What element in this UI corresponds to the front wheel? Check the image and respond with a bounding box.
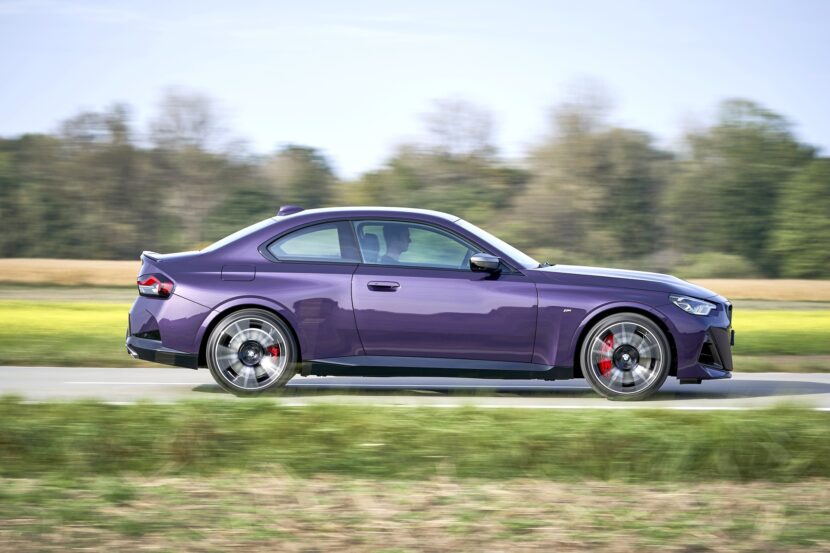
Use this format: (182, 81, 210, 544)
(579, 313, 671, 401)
(206, 309, 298, 395)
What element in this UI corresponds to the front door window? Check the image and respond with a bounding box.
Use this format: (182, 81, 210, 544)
(354, 221, 477, 269)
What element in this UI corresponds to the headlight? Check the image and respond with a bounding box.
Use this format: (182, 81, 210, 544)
(670, 295, 716, 316)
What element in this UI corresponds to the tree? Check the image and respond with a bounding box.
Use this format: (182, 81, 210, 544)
(60, 103, 131, 146)
(422, 98, 496, 158)
(664, 99, 814, 274)
(772, 159, 830, 277)
(507, 100, 669, 261)
(262, 145, 336, 208)
(150, 89, 226, 151)
(148, 90, 250, 248)
(0, 147, 21, 256)
(341, 98, 528, 226)
(0, 91, 822, 277)
(206, 186, 279, 241)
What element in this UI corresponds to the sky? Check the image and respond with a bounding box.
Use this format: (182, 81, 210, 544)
(1, 0, 828, 177)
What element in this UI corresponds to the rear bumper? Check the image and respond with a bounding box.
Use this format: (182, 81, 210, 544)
(127, 293, 212, 368)
(126, 335, 199, 369)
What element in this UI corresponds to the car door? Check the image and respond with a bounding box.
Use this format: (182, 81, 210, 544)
(351, 219, 537, 363)
(259, 220, 363, 360)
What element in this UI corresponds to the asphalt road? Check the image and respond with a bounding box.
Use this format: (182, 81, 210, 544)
(2, 366, 830, 409)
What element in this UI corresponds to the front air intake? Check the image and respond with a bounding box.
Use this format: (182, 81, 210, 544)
(698, 340, 718, 366)
(698, 329, 733, 371)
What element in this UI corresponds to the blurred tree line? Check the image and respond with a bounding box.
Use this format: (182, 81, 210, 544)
(0, 91, 827, 278)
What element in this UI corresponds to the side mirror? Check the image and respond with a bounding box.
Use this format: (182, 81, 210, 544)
(470, 252, 501, 272)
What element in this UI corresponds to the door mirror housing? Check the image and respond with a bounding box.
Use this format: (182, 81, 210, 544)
(470, 252, 501, 272)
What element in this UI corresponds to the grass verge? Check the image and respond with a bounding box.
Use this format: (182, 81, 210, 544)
(734, 355, 830, 372)
(1, 399, 829, 482)
(2, 476, 828, 551)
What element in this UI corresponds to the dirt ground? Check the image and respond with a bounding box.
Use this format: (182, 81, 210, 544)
(1, 476, 828, 552)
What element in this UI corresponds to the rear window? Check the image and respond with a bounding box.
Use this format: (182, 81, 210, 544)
(267, 222, 360, 263)
(201, 218, 276, 252)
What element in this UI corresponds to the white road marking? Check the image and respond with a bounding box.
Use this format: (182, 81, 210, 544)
(6, 368, 824, 411)
(65, 382, 198, 385)
(17, 399, 830, 411)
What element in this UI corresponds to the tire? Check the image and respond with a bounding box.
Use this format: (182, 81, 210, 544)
(206, 309, 298, 396)
(579, 313, 671, 401)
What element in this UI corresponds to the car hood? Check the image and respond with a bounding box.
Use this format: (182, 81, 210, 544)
(532, 264, 721, 299)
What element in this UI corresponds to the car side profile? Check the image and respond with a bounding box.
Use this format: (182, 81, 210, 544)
(127, 206, 734, 400)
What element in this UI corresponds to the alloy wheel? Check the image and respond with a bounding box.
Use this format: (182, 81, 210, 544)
(585, 320, 666, 396)
(210, 314, 291, 391)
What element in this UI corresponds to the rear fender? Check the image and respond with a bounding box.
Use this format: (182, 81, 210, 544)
(193, 296, 299, 361)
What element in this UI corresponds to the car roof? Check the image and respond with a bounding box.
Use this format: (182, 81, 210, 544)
(277, 206, 461, 224)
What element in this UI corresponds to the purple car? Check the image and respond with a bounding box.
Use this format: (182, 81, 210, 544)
(127, 206, 734, 400)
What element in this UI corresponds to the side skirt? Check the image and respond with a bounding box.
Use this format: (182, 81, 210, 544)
(303, 356, 574, 380)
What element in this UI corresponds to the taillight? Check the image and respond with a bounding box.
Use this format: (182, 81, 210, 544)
(137, 274, 174, 298)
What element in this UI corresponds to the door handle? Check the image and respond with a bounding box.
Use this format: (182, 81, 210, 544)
(367, 281, 400, 291)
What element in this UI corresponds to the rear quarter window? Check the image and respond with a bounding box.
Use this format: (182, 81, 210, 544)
(267, 221, 360, 262)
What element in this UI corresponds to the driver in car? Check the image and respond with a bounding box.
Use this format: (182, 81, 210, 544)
(380, 224, 411, 264)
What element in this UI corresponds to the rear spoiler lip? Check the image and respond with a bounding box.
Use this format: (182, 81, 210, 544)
(141, 251, 162, 262)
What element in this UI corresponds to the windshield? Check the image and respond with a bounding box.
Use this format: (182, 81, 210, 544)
(456, 219, 540, 270)
(201, 218, 276, 252)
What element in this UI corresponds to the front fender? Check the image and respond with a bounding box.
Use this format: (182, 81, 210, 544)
(533, 288, 679, 370)
(559, 300, 680, 374)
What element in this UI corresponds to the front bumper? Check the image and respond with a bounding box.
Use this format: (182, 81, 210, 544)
(126, 335, 199, 369)
(658, 298, 734, 381)
(703, 326, 734, 370)
(677, 327, 733, 381)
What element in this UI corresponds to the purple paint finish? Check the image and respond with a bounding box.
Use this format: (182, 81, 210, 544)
(128, 292, 213, 354)
(127, 206, 734, 390)
(352, 266, 537, 362)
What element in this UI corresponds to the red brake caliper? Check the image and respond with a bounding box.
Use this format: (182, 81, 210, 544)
(267, 345, 280, 358)
(598, 334, 614, 376)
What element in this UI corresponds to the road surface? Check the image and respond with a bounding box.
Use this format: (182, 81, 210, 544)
(2, 366, 830, 409)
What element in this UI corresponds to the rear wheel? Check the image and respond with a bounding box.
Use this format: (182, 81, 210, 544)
(206, 309, 297, 395)
(580, 313, 671, 401)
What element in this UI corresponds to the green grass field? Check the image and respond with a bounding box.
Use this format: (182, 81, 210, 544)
(0, 301, 148, 367)
(1, 299, 829, 369)
(2, 384, 829, 550)
(2, 399, 828, 481)
(733, 310, 830, 355)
